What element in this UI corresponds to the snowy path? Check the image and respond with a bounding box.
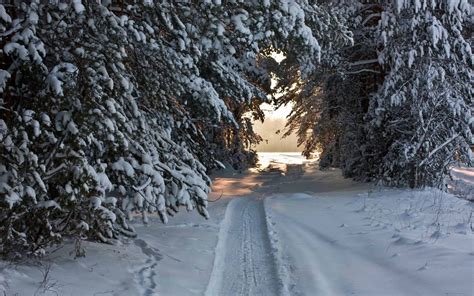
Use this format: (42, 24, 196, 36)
(206, 153, 473, 296)
(205, 154, 369, 296)
(206, 197, 279, 296)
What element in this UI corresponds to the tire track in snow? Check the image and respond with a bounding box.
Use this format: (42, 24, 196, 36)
(205, 197, 280, 296)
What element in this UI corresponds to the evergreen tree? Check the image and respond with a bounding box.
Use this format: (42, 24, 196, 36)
(274, 0, 473, 188)
(369, 0, 473, 187)
(273, 0, 378, 179)
(0, 0, 331, 257)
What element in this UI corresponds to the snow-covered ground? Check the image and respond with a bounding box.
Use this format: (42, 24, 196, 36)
(265, 190, 473, 295)
(1, 153, 473, 295)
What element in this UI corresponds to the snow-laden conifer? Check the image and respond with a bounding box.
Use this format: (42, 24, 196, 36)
(369, 0, 473, 187)
(0, 0, 328, 257)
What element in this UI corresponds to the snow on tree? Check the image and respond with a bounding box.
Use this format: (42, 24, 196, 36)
(272, 0, 375, 176)
(369, 0, 473, 188)
(274, 0, 472, 188)
(0, 1, 329, 257)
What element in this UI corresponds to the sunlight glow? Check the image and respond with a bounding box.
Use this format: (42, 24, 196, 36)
(259, 102, 293, 119)
(252, 51, 302, 152)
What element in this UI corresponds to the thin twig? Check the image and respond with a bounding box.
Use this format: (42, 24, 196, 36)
(208, 191, 224, 203)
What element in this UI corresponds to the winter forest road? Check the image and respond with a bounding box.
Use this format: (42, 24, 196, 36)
(205, 159, 288, 296)
(203, 153, 473, 296)
(205, 153, 369, 296)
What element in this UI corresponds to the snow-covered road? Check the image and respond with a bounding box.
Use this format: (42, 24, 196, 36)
(1, 153, 472, 296)
(205, 154, 369, 296)
(207, 153, 473, 296)
(206, 197, 279, 296)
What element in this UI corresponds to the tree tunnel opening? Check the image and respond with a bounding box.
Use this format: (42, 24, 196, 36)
(250, 51, 305, 155)
(252, 103, 302, 153)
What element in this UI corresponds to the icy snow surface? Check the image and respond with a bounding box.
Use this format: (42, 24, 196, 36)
(1, 153, 473, 295)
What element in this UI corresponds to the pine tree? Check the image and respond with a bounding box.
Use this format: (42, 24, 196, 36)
(274, 0, 473, 188)
(273, 0, 376, 178)
(369, 0, 473, 188)
(0, 0, 332, 257)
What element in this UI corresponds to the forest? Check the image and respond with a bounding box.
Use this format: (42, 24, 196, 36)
(0, 0, 472, 261)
